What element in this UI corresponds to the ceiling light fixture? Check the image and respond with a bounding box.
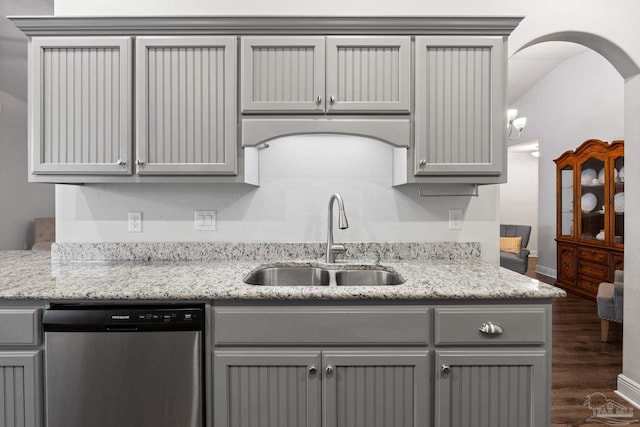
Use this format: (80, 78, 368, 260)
(507, 109, 527, 141)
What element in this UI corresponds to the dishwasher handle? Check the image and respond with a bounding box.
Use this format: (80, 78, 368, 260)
(105, 326, 139, 332)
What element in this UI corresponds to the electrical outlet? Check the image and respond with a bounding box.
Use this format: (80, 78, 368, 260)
(128, 212, 142, 232)
(449, 209, 463, 230)
(195, 210, 216, 231)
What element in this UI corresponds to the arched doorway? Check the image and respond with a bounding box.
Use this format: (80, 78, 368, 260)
(510, 31, 640, 408)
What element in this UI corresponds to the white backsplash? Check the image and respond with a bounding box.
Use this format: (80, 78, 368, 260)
(55, 135, 500, 263)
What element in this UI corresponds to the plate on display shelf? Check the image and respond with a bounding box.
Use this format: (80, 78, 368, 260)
(614, 192, 625, 213)
(581, 168, 597, 185)
(581, 192, 597, 212)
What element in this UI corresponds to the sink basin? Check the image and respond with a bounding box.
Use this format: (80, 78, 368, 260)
(244, 264, 404, 286)
(244, 266, 330, 286)
(334, 269, 404, 286)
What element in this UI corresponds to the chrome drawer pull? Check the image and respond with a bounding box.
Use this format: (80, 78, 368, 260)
(441, 364, 451, 375)
(308, 365, 317, 375)
(479, 322, 504, 336)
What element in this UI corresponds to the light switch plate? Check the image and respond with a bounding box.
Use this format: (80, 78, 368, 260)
(128, 212, 142, 232)
(449, 209, 463, 230)
(195, 210, 216, 231)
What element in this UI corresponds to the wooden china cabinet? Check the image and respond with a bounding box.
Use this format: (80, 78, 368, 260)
(554, 139, 624, 300)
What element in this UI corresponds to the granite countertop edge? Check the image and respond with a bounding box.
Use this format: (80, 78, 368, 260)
(0, 247, 567, 301)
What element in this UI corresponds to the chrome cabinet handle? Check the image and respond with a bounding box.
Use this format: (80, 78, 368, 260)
(329, 96, 336, 105)
(308, 366, 317, 375)
(325, 365, 334, 375)
(316, 95, 322, 105)
(479, 321, 504, 336)
(441, 365, 451, 375)
(136, 159, 145, 166)
(419, 159, 427, 166)
(116, 159, 126, 166)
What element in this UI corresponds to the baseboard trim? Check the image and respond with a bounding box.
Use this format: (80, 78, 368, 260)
(535, 264, 556, 279)
(616, 374, 640, 409)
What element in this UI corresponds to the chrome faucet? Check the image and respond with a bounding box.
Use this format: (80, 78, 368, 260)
(326, 193, 349, 263)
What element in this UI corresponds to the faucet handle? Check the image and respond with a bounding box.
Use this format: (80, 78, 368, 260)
(331, 244, 347, 254)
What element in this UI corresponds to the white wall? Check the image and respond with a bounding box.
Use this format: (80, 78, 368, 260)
(500, 150, 538, 256)
(508, 48, 624, 276)
(0, 90, 55, 249)
(0, 0, 55, 249)
(57, 135, 500, 261)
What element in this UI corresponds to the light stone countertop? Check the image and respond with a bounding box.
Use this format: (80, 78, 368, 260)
(0, 244, 566, 301)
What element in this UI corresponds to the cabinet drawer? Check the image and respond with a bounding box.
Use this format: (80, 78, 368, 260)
(0, 309, 41, 345)
(434, 307, 547, 346)
(214, 306, 429, 345)
(578, 261, 609, 281)
(578, 247, 608, 264)
(578, 277, 601, 295)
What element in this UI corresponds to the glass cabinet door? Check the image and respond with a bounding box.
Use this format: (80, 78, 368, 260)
(612, 155, 625, 246)
(560, 166, 574, 238)
(579, 157, 606, 243)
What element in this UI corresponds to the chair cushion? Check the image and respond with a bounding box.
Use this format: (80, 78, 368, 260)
(597, 282, 618, 322)
(500, 252, 527, 274)
(500, 237, 522, 254)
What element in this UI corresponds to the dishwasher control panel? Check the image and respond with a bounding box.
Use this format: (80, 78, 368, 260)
(43, 306, 204, 332)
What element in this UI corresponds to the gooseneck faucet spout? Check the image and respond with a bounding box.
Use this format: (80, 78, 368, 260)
(326, 193, 349, 263)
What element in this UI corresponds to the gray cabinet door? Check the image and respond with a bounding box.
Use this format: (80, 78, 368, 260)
(435, 350, 547, 427)
(135, 37, 237, 175)
(213, 350, 321, 427)
(326, 37, 411, 114)
(0, 351, 42, 427)
(414, 37, 505, 177)
(241, 37, 325, 113)
(30, 37, 132, 175)
(323, 351, 429, 427)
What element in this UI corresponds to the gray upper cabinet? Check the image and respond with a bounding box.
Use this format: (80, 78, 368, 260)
(241, 37, 325, 113)
(135, 37, 237, 175)
(325, 37, 411, 113)
(414, 36, 506, 177)
(241, 36, 411, 114)
(29, 37, 133, 175)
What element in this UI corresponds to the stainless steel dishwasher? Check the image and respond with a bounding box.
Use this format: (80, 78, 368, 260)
(43, 305, 204, 427)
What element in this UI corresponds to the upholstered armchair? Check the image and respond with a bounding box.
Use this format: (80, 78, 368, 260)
(499, 224, 532, 274)
(31, 217, 55, 250)
(597, 270, 624, 342)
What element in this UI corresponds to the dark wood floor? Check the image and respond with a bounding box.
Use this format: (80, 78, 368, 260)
(526, 258, 624, 426)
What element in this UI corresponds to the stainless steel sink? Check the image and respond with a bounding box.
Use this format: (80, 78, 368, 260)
(244, 266, 330, 286)
(244, 264, 404, 286)
(334, 269, 404, 286)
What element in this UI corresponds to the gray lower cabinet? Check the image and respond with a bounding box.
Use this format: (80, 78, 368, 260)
(212, 303, 552, 426)
(413, 36, 506, 182)
(434, 350, 547, 427)
(0, 351, 42, 427)
(323, 351, 429, 427)
(213, 349, 429, 427)
(0, 306, 44, 427)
